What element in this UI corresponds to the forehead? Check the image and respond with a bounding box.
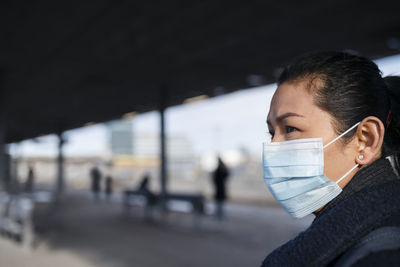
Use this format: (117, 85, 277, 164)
(268, 81, 325, 123)
(269, 81, 313, 116)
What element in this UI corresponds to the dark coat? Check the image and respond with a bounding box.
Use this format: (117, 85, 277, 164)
(261, 158, 400, 266)
(90, 167, 101, 192)
(213, 159, 229, 201)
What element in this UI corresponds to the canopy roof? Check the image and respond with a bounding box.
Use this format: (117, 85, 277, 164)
(1, 0, 399, 142)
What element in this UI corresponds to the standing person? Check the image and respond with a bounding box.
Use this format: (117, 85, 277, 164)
(90, 166, 102, 202)
(213, 156, 229, 221)
(261, 52, 400, 266)
(104, 175, 113, 202)
(24, 166, 34, 193)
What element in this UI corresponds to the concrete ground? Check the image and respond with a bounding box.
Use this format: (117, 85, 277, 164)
(0, 191, 313, 267)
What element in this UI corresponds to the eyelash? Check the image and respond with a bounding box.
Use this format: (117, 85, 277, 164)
(268, 126, 298, 139)
(285, 126, 297, 134)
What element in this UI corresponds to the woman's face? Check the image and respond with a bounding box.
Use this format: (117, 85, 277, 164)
(267, 80, 358, 187)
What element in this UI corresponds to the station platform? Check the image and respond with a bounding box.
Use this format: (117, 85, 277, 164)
(0, 190, 313, 267)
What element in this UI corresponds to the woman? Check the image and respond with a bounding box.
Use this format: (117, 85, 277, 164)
(261, 52, 400, 266)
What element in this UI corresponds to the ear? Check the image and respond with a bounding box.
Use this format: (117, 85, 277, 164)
(355, 116, 385, 165)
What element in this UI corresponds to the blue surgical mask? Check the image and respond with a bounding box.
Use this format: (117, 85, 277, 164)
(262, 122, 360, 218)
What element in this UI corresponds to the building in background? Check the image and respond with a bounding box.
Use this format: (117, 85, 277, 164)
(107, 120, 133, 157)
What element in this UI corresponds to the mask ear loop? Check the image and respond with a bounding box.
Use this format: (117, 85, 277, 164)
(335, 164, 359, 184)
(323, 122, 361, 149)
(322, 121, 361, 184)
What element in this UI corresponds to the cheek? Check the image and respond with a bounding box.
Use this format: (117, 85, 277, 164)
(323, 143, 356, 181)
(323, 149, 341, 180)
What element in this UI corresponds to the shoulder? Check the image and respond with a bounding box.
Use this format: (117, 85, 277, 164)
(325, 179, 400, 221)
(334, 226, 400, 267)
(328, 180, 400, 266)
(262, 180, 400, 267)
(351, 250, 400, 267)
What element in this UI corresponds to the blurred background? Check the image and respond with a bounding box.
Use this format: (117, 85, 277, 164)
(0, 1, 400, 266)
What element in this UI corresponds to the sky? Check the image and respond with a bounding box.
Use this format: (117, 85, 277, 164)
(11, 53, 400, 158)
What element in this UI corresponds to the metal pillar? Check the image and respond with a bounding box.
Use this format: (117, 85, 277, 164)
(0, 75, 7, 191)
(159, 87, 168, 203)
(0, 113, 6, 192)
(56, 132, 65, 195)
(160, 105, 167, 197)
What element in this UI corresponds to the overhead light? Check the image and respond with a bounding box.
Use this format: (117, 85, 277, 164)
(121, 111, 137, 120)
(84, 121, 95, 127)
(183, 94, 209, 104)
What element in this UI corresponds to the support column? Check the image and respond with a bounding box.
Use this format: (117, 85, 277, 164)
(56, 132, 65, 196)
(159, 87, 168, 205)
(160, 105, 167, 197)
(0, 75, 7, 192)
(0, 113, 6, 192)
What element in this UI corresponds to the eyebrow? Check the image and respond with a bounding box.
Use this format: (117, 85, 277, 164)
(267, 112, 304, 125)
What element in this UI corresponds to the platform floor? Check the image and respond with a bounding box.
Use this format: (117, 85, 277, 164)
(0, 191, 313, 267)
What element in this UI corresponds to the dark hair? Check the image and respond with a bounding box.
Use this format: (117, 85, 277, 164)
(277, 51, 400, 170)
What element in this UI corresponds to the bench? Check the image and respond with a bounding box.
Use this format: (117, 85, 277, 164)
(164, 193, 205, 215)
(122, 190, 205, 219)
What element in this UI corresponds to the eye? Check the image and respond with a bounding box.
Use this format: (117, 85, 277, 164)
(285, 126, 297, 134)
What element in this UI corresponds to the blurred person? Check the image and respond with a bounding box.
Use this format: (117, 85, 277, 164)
(135, 172, 156, 207)
(24, 166, 34, 193)
(262, 52, 400, 266)
(213, 156, 229, 221)
(136, 172, 152, 195)
(90, 166, 102, 202)
(104, 175, 113, 202)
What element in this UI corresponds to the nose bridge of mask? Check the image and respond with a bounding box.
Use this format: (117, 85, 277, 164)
(263, 140, 322, 166)
(263, 138, 324, 178)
